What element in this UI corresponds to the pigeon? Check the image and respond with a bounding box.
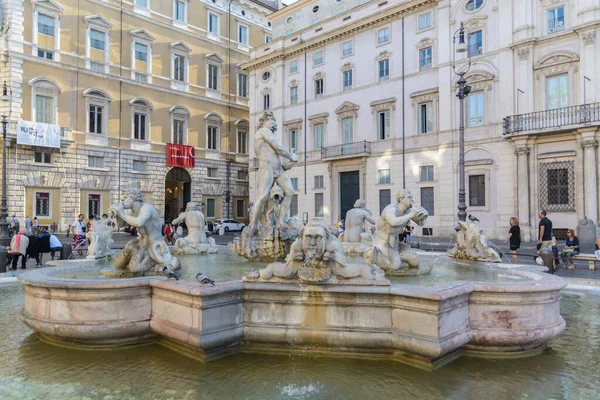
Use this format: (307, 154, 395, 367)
(468, 214, 480, 223)
(161, 266, 179, 281)
(196, 273, 215, 285)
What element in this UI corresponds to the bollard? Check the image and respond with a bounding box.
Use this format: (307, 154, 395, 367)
(60, 243, 72, 260)
(0, 249, 6, 273)
(539, 248, 554, 274)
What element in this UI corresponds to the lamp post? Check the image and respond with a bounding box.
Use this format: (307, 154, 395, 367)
(452, 23, 472, 222)
(0, 81, 12, 248)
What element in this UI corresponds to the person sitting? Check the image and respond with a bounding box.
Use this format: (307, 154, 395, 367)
(559, 229, 579, 270)
(9, 230, 29, 270)
(163, 222, 175, 245)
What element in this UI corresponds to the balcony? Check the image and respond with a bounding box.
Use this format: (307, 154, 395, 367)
(503, 102, 600, 136)
(321, 140, 371, 160)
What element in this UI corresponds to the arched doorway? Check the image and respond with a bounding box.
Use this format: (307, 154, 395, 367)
(165, 167, 191, 222)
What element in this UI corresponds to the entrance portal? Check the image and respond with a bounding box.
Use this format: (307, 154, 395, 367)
(165, 167, 191, 222)
(339, 171, 360, 220)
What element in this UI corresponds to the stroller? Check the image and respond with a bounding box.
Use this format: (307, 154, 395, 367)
(71, 235, 87, 256)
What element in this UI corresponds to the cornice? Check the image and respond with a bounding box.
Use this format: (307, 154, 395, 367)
(242, 0, 439, 71)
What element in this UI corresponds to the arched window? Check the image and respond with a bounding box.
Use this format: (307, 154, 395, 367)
(236, 119, 249, 154)
(169, 105, 191, 145)
(84, 88, 112, 134)
(465, 0, 483, 12)
(29, 77, 62, 125)
(204, 112, 223, 153)
(130, 98, 154, 141)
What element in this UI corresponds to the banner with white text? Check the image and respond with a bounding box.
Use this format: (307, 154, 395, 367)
(17, 120, 62, 149)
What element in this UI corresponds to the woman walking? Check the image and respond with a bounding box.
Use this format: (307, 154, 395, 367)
(559, 229, 580, 270)
(504, 217, 521, 263)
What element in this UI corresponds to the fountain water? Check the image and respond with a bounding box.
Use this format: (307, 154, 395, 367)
(86, 219, 115, 259)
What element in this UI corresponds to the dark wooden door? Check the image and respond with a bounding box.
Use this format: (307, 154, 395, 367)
(339, 171, 360, 220)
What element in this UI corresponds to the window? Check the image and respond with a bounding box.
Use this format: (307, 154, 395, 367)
(465, 0, 483, 11)
(314, 175, 324, 189)
(468, 30, 482, 56)
(173, 119, 185, 144)
(235, 73, 247, 98)
(135, 43, 148, 62)
(238, 24, 248, 45)
(546, 74, 568, 109)
(89, 105, 103, 134)
(174, 0, 185, 22)
(90, 62, 104, 72)
(207, 126, 218, 150)
(342, 41, 353, 56)
(261, 71, 271, 81)
(133, 112, 147, 140)
(379, 189, 391, 215)
(419, 165, 434, 182)
(88, 194, 101, 218)
(265, 35, 272, 43)
(236, 200, 245, 218)
(90, 29, 105, 51)
(313, 51, 324, 66)
(237, 170, 248, 180)
(88, 156, 104, 168)
(378, 59, 389, 81)
(286, 17, 293, 24)
(334, 6, 345, 15)
(290, 60, 298, 73)
(208, 13, 219, 35)
(419, 47, 432, 71)
(38, 14, 55, 37)
(468, 92, 484, 126)
(35, 192, 50, 217)
(315, 193, 324, 217)
(468, 175, 486, 207)
(378, 169, 391, 184)
(311, 17, 320, 25)
(263, 94, 270, 110)
(419, 12, 432, 29)
(547, 7, 564, 33)
(377, 111, 390, 140)
(290, 194, 298, 217)
(378, 28, 389, 44)
(208, 64, 219, 90)
(237, 130, 247, 153)
(135, 73, 148, 83)
(315, 79, 324, 98)
(540, 161, 575, 212)
(133, 160, 147, 172)
(343, 70, 353, 91)
(313, 124, 324, 149)
(291, 178, 298, 190)
(418, 102, 433, 134)
(290, 86, 298, 105)
(206, 198, 216, 217)
(136, 0, 148, 7)
(207, 167, 218, 178)
(289, 130, 298, 152)
(34, 152, 52, 164)
(37, 49, 53, 60)
(173, 54, 186, 82)
(285, 29, 293, 36)
(342, 117, 353, 144)
(35, 95, 53, 124)
(421, 187, 434, 216)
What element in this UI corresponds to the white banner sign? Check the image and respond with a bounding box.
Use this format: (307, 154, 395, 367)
(17, 120, 62, 149)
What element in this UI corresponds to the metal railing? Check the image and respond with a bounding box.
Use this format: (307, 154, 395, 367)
(321, 140, 371, 159)
(503, 102, 600, 135)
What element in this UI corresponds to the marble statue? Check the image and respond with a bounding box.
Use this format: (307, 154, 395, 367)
(340, 199, 376, 244)
(244, 218, 389, 285)
(448, 221, 501, 263)
(86, 219, 114, 259)
(103, 188, 181, 277)
(366, 189, 429, 275)
(172, 201, 217, 255)
(231, 111, 302, 261)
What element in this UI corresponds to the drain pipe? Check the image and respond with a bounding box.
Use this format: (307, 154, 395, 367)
(304, 50, 307, 195)
(402, 17, 406, 189)
(226, 0, 234, 218)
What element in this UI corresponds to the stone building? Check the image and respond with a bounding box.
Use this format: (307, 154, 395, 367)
(243, 0, 600, 240)
(0, 0, 279, 230)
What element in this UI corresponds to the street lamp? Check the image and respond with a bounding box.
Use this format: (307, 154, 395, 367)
(452, 23, 472, 222)
(0, 81, 12, 248)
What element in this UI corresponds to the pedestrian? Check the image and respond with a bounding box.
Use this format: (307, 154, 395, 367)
(26, 234, 41, 267)
(537, 210, 553, 251)
(11, 214, 19, 235)
(33, 217, 39, 234)
(48, 233, 63, 261)
(503, 217, 521, 263)
(398, 228, 407, 244)
(163, 222, 175, 244)
(337, 218, 345, 237)
(71, 214, 86, 245)
(24, 216, 32, 235)
(405, 223, 413, 244)
(559, 229, 580, 270)
(9, 230, 29, 270)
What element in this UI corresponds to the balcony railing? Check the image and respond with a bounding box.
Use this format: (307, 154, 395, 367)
(503, 102, 600, 136)
(321, 140, 371, 159)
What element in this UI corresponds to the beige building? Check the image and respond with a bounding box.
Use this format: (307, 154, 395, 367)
(244, 0, 600, 241)
(0, 0, 279, 230)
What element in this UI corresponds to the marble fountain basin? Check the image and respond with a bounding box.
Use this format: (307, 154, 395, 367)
(18, 252, 566, 370)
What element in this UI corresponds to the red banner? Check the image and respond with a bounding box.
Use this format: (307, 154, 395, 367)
(167, 143, 195, 168)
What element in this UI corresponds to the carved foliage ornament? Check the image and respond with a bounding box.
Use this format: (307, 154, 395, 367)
(581, 31, 596, 45)
(517, 47, 530, 60)
(335, 101, 359, 119)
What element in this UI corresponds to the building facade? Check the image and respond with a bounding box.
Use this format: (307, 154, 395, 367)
(244, 0, 600, 240)
(0, 0, 279, 230)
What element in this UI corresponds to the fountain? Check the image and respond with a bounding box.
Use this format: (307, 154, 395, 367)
(172, 200, 217, 255)
(85, 219, 115, 259)
(448, 221, 502, 263)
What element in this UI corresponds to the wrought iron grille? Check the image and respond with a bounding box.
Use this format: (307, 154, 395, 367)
(379, 189, 391, 215)
(321, 140, 371, 159)
(539, 161, 575, 212)
(469, 175, 486, 207)
(421, 187, 435, 216)
(36, 195, 50, 217)
(315, 193, 324, 217)
(503, 102, 600, 135)
(290, 194, 298, 217)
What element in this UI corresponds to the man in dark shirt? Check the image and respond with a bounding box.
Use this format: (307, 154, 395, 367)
(538, 210, 553, 251)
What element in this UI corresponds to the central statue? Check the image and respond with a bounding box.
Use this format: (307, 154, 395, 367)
(173, 201, 217, 255)
(231, 112, 302, 261)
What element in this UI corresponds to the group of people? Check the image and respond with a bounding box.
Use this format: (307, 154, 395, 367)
(70, 213, 115, 250)
(504, 210, 580, 269)
(7, 215, 40, 237)
(8, 227, 63, 270)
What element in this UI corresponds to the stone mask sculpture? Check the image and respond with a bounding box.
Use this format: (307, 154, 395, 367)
(172, 200, 217, 255)
(244, 217, 389, 285)
(231, 112, 302, 261)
